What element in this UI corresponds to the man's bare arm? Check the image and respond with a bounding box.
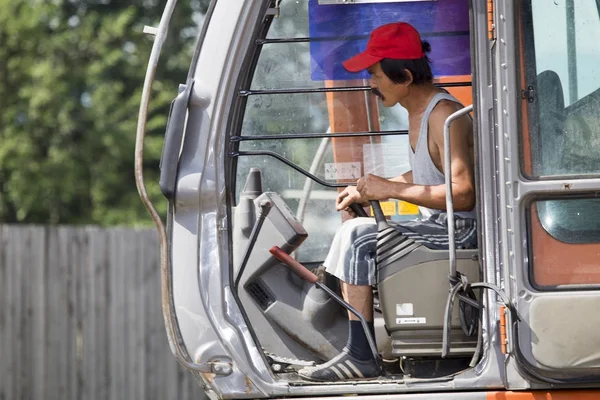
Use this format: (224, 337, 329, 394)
(389, 170, 413, 183)
(387, 104, 474, 211)
(351, 103, 475, 212)
(336, 171, 412, 212)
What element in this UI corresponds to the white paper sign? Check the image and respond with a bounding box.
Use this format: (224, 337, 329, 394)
(363, 137, 411, 177)
(324, 162, 362, 180)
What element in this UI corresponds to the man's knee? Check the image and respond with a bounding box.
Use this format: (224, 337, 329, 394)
(337, 217, 377, 240)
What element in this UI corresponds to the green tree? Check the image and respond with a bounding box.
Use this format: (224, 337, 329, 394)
(0, 0, 209, 226)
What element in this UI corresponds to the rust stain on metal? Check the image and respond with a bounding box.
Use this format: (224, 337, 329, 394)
(244, 375, 254, 394)
(202, 372, 216, 385)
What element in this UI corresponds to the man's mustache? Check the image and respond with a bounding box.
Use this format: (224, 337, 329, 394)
(370, 87, 385, 101)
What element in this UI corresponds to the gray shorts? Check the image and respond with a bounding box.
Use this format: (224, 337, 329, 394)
(322, 214, 477, 286)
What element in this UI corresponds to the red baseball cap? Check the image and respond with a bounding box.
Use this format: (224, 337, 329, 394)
(342, 22, 425, 72)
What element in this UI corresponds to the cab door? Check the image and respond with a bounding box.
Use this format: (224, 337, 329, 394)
(497, 0, 600, 383)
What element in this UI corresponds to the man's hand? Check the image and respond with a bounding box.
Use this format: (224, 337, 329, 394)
(356, 174, 391, 201)
(336, 174, 392, 216)
(336, 185, 368, 215)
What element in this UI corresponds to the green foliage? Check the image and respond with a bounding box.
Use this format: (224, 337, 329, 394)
(0, 0, 209, 226)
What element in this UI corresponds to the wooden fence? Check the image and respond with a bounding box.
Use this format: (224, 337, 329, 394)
(0, 225, 207, 400)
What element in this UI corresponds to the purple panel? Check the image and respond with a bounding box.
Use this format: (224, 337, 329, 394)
(308, 0, 471, 81)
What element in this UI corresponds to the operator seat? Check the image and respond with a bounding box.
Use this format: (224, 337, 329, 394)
(535, 70, 566, 175)
(375, 210, 480, 357)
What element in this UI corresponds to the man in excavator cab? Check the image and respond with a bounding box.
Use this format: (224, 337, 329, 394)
(299, 21, 477, 382)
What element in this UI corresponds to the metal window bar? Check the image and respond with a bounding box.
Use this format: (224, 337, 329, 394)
(566, 0, 578, 104)
(239, 81, 472, 96)
(256, 30, 471, 44)
(230, 129, 408, 142)
(231, 150, 351, 188)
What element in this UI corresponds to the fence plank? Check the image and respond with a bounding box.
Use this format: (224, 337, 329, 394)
(135, 230, 146, 400)
(124, 228, 137, 400)
(143, 229, 161, 400)
(81, 227, 94, 400)
(45, 226, 63, 398)
(14, 227, 25, 400)
(0, 226, 5, 400)
(0, 224, 207, 400)
(67, 227, 81, 400)
(32, 227, 47, 400)
(72, 227, 88, 400)
(87, 226, 110, 400)
(19, 227, 45, 400)
(0, 226, 14, 400)
(109, 229, 126, 400)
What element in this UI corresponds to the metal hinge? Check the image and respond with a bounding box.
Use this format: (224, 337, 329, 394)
(210, 361, 233, 375)
(266, 0, 282, 18)
(521, 86, 535, 103)
(218, 214, 228, 232)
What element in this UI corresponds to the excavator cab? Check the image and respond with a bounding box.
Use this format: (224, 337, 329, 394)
(227, 0, 481, 375)
(135, 0, 600, 398)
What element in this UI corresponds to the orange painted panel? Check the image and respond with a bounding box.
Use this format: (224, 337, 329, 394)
(517, 0, 533, 176)
(488, 391, 600, 399)
(435, 75, 473, 108)
(325, 79, 380, 172)
(487, 0, 495, 39)
(325, 80, 381, 220)
(530, 204, 600, 287)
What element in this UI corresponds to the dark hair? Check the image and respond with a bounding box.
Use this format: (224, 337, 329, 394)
(380, 41, 433, 85)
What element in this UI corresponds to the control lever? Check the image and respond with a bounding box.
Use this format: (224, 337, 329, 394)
(349, 203, 368, 218)
(269, 246, 383, 374)
(369, 200, 388, 230)
(349, 201, 387, 223)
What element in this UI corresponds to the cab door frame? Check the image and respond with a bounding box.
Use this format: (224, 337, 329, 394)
(494, 0, 600, 386)
(168, 0, 515, 397)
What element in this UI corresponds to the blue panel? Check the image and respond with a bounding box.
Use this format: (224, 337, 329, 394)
(308, 0, 471, 81)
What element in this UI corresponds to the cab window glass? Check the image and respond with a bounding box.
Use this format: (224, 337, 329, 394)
(524, 0, 600, 177)
(529, 198, 600, 288)
(234, 0, 471, 262)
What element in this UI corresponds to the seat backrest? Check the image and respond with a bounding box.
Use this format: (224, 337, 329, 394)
(378, 245, 477, 282)
(536, 70, 566, 175)
(377, 245, 480, 356)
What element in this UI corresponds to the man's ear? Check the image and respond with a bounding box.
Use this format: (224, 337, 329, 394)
(403, 69, 414, 86)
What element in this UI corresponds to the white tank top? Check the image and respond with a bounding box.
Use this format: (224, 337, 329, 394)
(407, 92, 476, 220)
